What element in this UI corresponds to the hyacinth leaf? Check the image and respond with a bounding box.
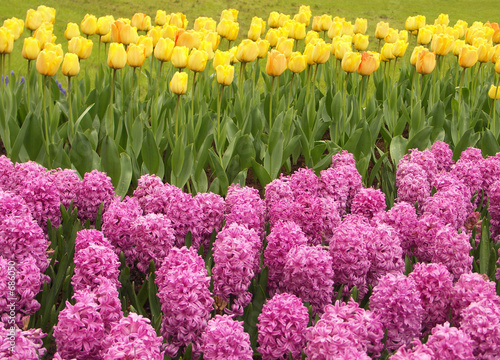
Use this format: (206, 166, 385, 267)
(335, 285, 345, 302)
(404, 255, 413, 275)
(183, 343, 193, 360)
(185, 231, 192, 248)
(389, 135, 408, 169)
(259, 266, 269, 296)
(480, 129, 500, 157)
(100, 135, 121, 188)
(115, 153, 133, 198)
(136, 275, 149, 308)
(452, 128, 479, 161)
(148, 261, 162, 333)
(94, 203, 104, 231)
(350, 285, 359, 302)
(406, 126, 432, 152)
(368, 152, 388, 187)
(479, 218, 491, 276)
(70, 132, 94, 176)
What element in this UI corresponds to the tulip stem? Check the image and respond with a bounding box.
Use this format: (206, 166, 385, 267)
(98, 37, 101, 64)
(175, 94, 180, 141)
(269, 76, 275, 130)
(191, 71, 197, 137)
(288, 72, 295, 105)
(42, 75, 51, 167)
(109, 68, 117, 137)
(493, 79, 500, 136)
(217, 84, 224, 160)
(239, 62, 246, 100)
(26, 60, 31, 108)
(68, 76, 74, 141)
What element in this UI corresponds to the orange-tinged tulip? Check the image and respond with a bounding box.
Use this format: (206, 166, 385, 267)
(276, 37, 294, 58)
(216, 64, 235, 86)
(342, 21, 354, 37)
(268, 12, 280, 28)
(107, 42, 127, 69)
(176, 29, 198, 49)
(81, 14, 97, 37)
(65, 23, 80, 40)
(328, 21, 343, 39)
(458, 45, 478, 68)
(392, 40, 408, 58)
(358, 51, 378, 76)
(97, 16, 112, 36)
(236, 39, 259, 63)
(62, 53, 80, 77)
(288, 51, 307, 73)
(112, 20, 138, 45)
(137, 36, 153, 57)
(154, 37, 175, 62)
(171, 46, 189, 68)
(25, 9, 43, 31)
(266, 49, 287, 77)
(417, 26, 434, 45)
(431, 33, 454, 56)
(22, 37, 40, 60)
(127, 43, 146, 67)
(257, 39, 270, 58)
(131, 13, 151, 32)
(353, 34, 369, 51)
(384, 28, 399, 43)
(155, 10, 168, 26)
(3, 18, 24, 40)
(213, 49, 231, 69)
(434, 13, 450, 27)
(354, 18, 368, 35)
(170, 71, 188, 95)
(37, 5, 55, 24)
(416, 49, 436, 74)
(334, 40, 352, 60)
(489, 85, 500, 100)
(313, 41, 331, 64)
(477, 43, 492, 63)
(380, 43, 395, 62)
(188, 49, 208, 72)
(342, 51, 361, 73)
(170, 13, 188, 29)
(375, 21, 389, 40)
(36, 49, 62, 76)
(0, 27, 14, 54)
(410, 45, 425, 65)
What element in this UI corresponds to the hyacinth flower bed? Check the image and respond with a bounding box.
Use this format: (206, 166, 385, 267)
(0, 143, 499, 359)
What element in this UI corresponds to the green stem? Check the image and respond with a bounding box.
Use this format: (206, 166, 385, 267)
(191, 71, 197, 137)
(43, 76, 51, 167)
(458, 68, 466, 127)
(288, 72, 295, 105)
(269, 76, 275, 130)
(238, 62, 246, 99)
(493, 78, 500, 136)
(175, 94, 180, 141)
(26, 60, 31, 108)
(109, 68, 117, 137)
(98, 36, 101, 64)
(217, 84, 224, 161)
(68, 76, 74, 140)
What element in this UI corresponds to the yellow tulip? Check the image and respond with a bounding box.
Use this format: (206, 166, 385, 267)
(276, 37, 294, 58)
(216, 64, 235, 86)
(229, 46, 239, 64)
(250, 16, 266, 36)
(458, 45, 478, 68)
(416, 49, 436, 74)
(417, 26, 434, 45)
(107, 42, 127, 69)
(299, 5, 312, 19)
(490, 45, 500, 64)
(81, 14, 97, 37)
(170, 13, 188, 29)
(204, 31, 220, 51)
(248, 23, 262, 41)
(68, 36, 93, 60)
(294, 12, 310, 27)
(213, 50, 231, 69)
(154, 37, 175, 62)
(431, 33, 454, 56)
(236, 39, 258, 63)
(288, 51, 307, 73)
(34, 28, 55, 48)
(176, 30, 198, 49)
(434, 13, 450, 27)
(321, 15, 333, 32)
(410, 46, 425, 66)
(22, 37, 40, 60)
(3, 18, 24, 40)
(65, 23, 80, 40)
(188, 49, 208, 72)
(101, 32, 112, 44)
(147, 26, 162, 47)
(0, 27, 14, 54)
(155, 10, 168, 26)
(312, 41, 331, 64)
(304, 43, 315, 65)
(489, 85, 500, 100)
(375, 21, 389, 40)
(278, 14, 291, 28)
(25, 9, 43, 31)
(305, 31, 319, 45)
(357, 51, 379, 76)
(453, 40, 466, 56)
(257, 39, 270, 58)
(399, 30, 409, 42)
(43, 43, 63, 58)
(62, 53, 80, 77)
(496, 58, 500, 74)
(171, 46, 189, 68)
(131, 13, 151, 32)
(127, 43, 146, 67)
(312, 16, 322, 32)
(220, 9, 238, 22)
(406, 16, 418, 32)
(37, 5, 55, 24)
(170, 71, 188, 95)
(341, 51, 362, 73)
(392, 40, 409, 58)
(97, 16, 112, 36)
(217, 19, 239, 41)
(328, 21, 343, 39)
(112, 20, 139, 45)
(455, 20, 468, 39)
(199, 41, 214, 60)
(137, 36, 153, 58)
(266, 49, 287, 77)
(354, 18, 368, 35)
(342, 21, 354, 37)
(291, 21, 306, 40)
(161, 25, 178, 41)
(353, 34, 369, 51)
(268, 12, 280, 28)
(477, 43, 492, 63)
(380, 43, 395, 62)
(415, 16, 426, 30)
(334, 40, 352, 60)
(384, 28, 399, 43)
(36, 49, 62, 76)
(265, 29, 280, 47)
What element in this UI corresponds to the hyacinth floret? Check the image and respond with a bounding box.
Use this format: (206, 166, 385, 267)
(7, 161, 47, 194)
(430, 140, 454, 172)
(201, 315, 253, 360)
(289, 167, 320, 197)
(369, 273, 424, 351)
(396, 162, 431, 206)
(0, 324, 46, 360)
(0, 155, 14, 191)
(102, 312, 164, 360)
(49, 168, 80, 210)
(450, 147, 484, 200)
(130, 213, 175, 273)
(423, 322, 474, 359)
(398, 148, 438, 184)
(155, 247, 213, 358)
(191, 192, 225, 250)
(101, 196, 142, 265)
(412, 214, 442, 262)
(480, 152, 500, 193)
(408, 263, 453, 333)
(351, 187, 386, 220)
(282, 244, 334, 315)
(264, 175, 293, 218)
(225, 183, 266, 238)
(487, 180, 500, 238)
(74, 229, 112, 253)
(132, 174, 165, 214)
(257, 293, 309, 360)
(422, 187, 469, 230)
(74, 169, 115, 224)
(0, 190, 31, 219)
(264, 221, 308, 296)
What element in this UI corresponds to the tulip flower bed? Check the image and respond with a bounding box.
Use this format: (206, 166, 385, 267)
(1, 143, 500, 359)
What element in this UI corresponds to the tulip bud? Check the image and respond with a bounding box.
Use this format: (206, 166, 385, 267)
(312, 41, 331, 64)
(154, 37, 175, 62)
(170, 71, 188, 95)
(171, 46, 189, 68)
(458, 45, 478, 68)
(62, 53, 80, 77)
(288, 52, 307, 73)
(342, 21, 354, 37)
(328, 21, 343, 39)
(68, 36, 93, 60)
(276, 37, 294, 59)
(353, 34, 369, 51)
(278, 13, 291, 28)
(155, 10, 168, 26)
(22, 37, 40, 60)
(406, 16, 418, 32)
(489, 85, 500, 100)
(392, 40, 409, 58)
(248, 23, 261, 41)
(417, 26, 434, 45)
(147, 26, 162, 47)
(266, 49, 287, 77)
(357, 51, 379, 76)
(176, 29, 198, 49)
(188, 49, 208, 72)
(236, 39, 259, 63)
(257, 39, 270, 58)
(170, 13, 188, 29)
(107, 42, 127, 69)
(490, 45, 500, 64)
(334, 40, 352, 60)
(25, 9, 43, 31)
(431, 33, 454, 56)
(229, 46, 239, 64)
(131, 13, 152, 32)
(410, 46, 425, 66)
(354, 18, 368, 35)
(101, 32, 112, 44)
(416, 49, 436, 74)
(453, 40, 466, 56)
(81, 14, 97, 37)
(477, 43, 492, 63)
(265, 29, 280, 47)
(36, 48, 63, 76)
(127, 43, 146, 67)
(380, 43, 395, 62)
(342, 51, 362, 73)
(97, 16, 112, 36)
(434, 13, 450, 27)
(294, 12, 310, 27)
(384, 28, 399, 43)
(43, 42, 63, 58)
(220, 9, 238, 22)
(312, 16, 322, 32)
(65, 23, 80, 40)
(216, 64, 235, 86)
(268, 12, 280, 28)
(375, 21, 389, 40)
(211, 50, 230, 70)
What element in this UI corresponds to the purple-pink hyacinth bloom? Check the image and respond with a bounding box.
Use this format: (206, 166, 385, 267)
(74, 169, 115, 224)
(201, 315, 253, 360)
(225, 183, 266, 238)
(430, 140, 454, 172)
(351, 187, 386, 220)
(191, 192, 225, 250)
(431, 225, 472, 281)
(257, 293, 309, 360)
(0, 324, 46, 359)
(424, 322, 474, 360)
(49, 168, 80, 211)
(132, 174, 165, 214)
